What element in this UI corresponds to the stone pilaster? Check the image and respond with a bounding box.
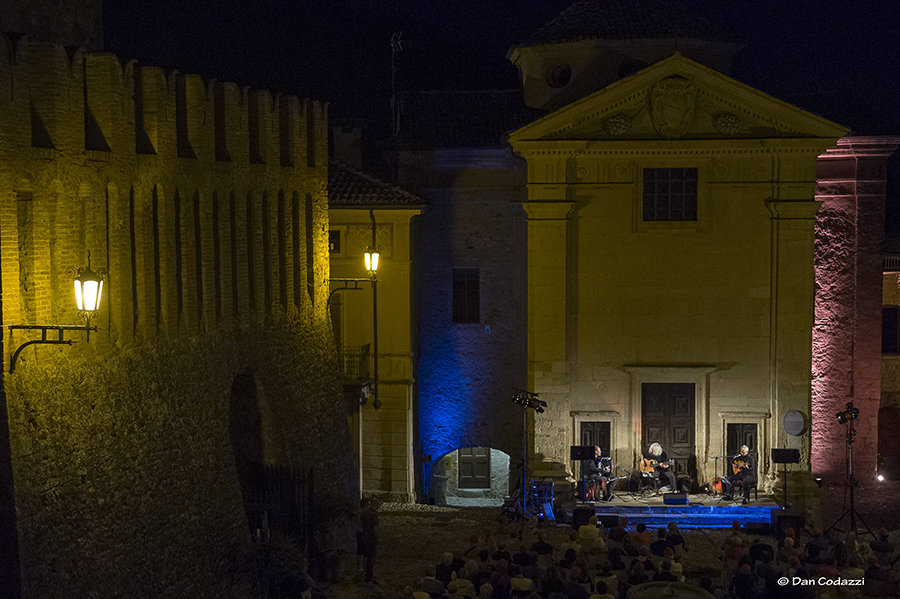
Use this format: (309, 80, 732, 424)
(525, 194, 573, 479)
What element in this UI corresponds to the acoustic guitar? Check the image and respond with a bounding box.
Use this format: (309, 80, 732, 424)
(732, 457, 750, 475)
(640, 457, 674, 473)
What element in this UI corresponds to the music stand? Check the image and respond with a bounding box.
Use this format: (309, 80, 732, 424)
(771, 448, 800, 507)
(570, 445, 595, 504)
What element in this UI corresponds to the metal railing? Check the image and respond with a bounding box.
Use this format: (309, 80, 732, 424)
(337, 343, 370, 382)
(884, 254, 900, 272)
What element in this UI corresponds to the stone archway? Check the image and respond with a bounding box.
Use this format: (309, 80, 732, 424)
(430, 447, 510, 507)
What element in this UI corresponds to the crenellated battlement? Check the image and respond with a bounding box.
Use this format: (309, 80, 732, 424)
(0, 34, 327, 172)
(0, 31, 352, 599)
(0, 31, 332, 353)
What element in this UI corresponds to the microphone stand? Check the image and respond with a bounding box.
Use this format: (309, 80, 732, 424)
(712, 456, 720, 496)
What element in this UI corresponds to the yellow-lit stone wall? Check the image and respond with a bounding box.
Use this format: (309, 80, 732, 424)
(519, 144, 830, 490)
(329, 209, 419, 502)
(0, 38, 352, 599)
(508, 58, 849, 525)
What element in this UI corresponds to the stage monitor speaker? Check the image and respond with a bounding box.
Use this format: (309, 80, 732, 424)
(570, 446, 595, 461)
(771, 448, 800, 464)
(596, 513, 619, 529)
(573, 505, 595, 528)
(773, 510, 805, 534)
(663, 492, 689, 505)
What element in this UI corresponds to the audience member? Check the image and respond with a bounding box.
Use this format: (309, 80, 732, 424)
(578, 516, 601, 546)
(420, 564, 446, 597)
(650, 527, 673, 557)
(436, 552, 455, 587)
(653, 558, 679, 582)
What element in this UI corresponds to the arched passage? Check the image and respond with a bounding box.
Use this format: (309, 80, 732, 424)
(429, 447, 510, 507)
(229, 370, 263, 524)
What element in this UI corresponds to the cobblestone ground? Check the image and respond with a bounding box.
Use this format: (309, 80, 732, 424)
(321, 503, 735, 598)
(319, 481, 900, 598)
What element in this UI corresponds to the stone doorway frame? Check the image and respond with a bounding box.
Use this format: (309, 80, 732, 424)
(570, 409, 622, 479)
(623, 365, 716, 475)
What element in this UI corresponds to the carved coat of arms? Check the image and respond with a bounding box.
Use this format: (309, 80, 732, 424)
(650, 77, 697, 139)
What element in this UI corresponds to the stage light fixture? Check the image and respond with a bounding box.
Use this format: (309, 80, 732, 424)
(835, 402, 859, 425)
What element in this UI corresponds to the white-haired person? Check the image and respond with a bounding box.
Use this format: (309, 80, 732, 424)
(640, 442, 676, 492)
(726, 445, 756, 504)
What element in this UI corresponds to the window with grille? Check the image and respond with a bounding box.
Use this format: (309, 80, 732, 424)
(642, 167, 698, 221)
(452, 268, 480, 324)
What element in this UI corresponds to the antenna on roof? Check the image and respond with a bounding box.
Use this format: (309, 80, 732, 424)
(391, 31, 403, 139)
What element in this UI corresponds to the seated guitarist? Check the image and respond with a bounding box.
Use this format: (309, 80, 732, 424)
(728, 445, 756, 504)
(641, 442, 677, 492)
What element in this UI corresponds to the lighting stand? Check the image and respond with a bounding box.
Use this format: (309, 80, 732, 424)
(826, 410, 874, 538)
(501, 388, 546, 528)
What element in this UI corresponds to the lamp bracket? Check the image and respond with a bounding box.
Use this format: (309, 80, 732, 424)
(327, 277, 375, 305)
(8, 324, 96, 373)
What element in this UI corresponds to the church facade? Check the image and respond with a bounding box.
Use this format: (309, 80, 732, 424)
(508, 54, 847, 505)
(397, 0, 897, 518)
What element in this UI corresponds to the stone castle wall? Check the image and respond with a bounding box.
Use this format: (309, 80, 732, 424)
(813, 137, 898, 486)
(0, 36, 354, 599)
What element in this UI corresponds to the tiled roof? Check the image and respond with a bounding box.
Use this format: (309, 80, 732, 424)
(328, 159, 421, 207)
(396, 90, 546, 148)
(515, 0, 736, 48)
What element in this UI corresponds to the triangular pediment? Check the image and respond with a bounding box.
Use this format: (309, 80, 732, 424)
(508, 54, 848, 145)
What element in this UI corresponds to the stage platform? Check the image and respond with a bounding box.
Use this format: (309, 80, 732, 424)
(566, 491, 791, 531)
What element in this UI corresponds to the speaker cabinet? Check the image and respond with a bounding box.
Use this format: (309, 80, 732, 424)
(771, 448, 800, 464)
(663, 492, 689, 505)
(596, 513, 620, 529)
(773, 510, 805, 534)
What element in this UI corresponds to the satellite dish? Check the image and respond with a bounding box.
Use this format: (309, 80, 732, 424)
(783, 410, 807, 436)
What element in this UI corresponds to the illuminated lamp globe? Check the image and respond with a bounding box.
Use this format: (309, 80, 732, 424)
(73, 261, 106, 320)
(364, 250, 379, 277)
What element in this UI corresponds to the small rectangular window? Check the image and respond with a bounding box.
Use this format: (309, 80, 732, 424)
(329, 230, 341, 254)
(883, 306, 900, 354)
(642, 167, 697, 221)
(453, 268, 480, 324)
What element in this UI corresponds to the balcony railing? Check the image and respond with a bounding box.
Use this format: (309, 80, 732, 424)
(884, 254, 900, 273)
(337, 343, 370, 382)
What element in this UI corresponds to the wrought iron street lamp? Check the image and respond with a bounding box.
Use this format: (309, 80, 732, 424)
(71, 254, 107, 331)
(9, 253, 107, 373)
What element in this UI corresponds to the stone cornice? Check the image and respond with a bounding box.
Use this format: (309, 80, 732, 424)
(765, 199, 821, 220)
(524, 200, 573, 220)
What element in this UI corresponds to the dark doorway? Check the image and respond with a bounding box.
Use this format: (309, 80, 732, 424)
(580, 421, 611, 459)
(726, 423, 758, 476)
(878, 407, 900, 479)
(726, 423, 758, 455)
(458, 447, 491, 489)
(229, 371, 264, 522)
(641, 383, 695, 479)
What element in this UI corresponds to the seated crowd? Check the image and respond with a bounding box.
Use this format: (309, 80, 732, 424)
(399, 517, 900, 599)
(714, 523, 899, 599)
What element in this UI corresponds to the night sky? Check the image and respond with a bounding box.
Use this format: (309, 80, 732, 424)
(103, 1, 900, 133)
(103, 1, 900, 238)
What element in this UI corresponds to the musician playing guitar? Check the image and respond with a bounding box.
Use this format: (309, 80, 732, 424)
(640, 442, 677, 491)
(726, 445, 756, 504)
